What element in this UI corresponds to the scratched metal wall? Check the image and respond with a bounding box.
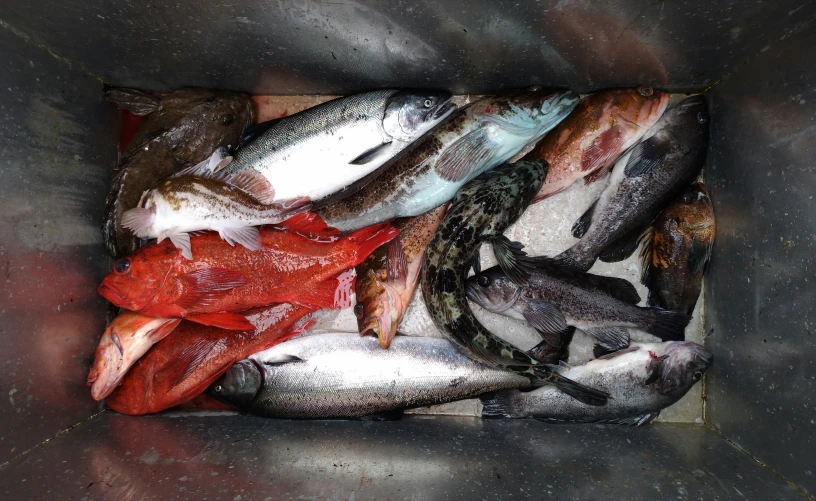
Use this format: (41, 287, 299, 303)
(0, 26, 118, 463)
(1, 0, 815, 94)
(705, 16, 816, 495)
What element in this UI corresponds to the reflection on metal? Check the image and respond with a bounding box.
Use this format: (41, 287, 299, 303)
(0, 26, 117, 463)
(705, 18, 816, 496)
(0, 415, 807, 500)
(1, 0, 814, 94)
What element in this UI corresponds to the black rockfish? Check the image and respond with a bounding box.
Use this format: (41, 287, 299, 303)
(421, 161, 609, 406)
(466, 257, 691, 352)
(555, 95, 710, 272)
(641, 182, 715, 315)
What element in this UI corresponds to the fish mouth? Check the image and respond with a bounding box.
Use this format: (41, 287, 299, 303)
(433, 101, 457, 120)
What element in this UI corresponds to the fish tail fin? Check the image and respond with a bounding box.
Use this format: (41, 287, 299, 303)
(480, 390, 525, 419)
(539, 368, 609, 406)
(641, 307, 691, 342)
(552, 248, 595, 272)
(346, 222, 400, 262)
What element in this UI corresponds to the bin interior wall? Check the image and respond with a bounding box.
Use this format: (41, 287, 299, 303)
(1, 0, 815, 94)
(705, 17, 816, 495)
(0, 26, 118, 463)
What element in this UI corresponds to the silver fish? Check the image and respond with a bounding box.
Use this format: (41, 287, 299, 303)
(317, 90, 580, 232)
(206, 333, 531, 419)
(466, 258, 690, 353)
(481, 341, 712, 424)
(555, 95, 710, 272)
(216, 90, 455, 205)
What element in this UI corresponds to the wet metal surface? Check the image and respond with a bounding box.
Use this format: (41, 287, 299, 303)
(0, 414, 807, 501)
(705, 18, 816, 497)
(0, 26, 118, 463)
(1, 0, 814, 94)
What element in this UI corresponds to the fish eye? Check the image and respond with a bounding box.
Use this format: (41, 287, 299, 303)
(214, 385, 222, 393)
(221, 113, 234, 126)
(693, 371, 702, 381)
(353, 304, 365, 318)
(637, 86, 653, 97)
(696, 112, 708, 124)
(477, 276, 491, 287)
(423, 99, 433, 108)
(113, 258, 131, 274)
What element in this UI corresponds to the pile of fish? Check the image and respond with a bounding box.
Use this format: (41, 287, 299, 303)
(89, 84, 715, 425)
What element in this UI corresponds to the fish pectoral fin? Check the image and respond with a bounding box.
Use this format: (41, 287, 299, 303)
(527, 325, 575, 364)
(293, 271, 356, 310)
(688, 235, 713, 276)
(172, 147, 233, 178)
(624, 133, 673, 177)
(221, 170, 277, 204)
(175, 268, 250, 309)
(276, 212, 341, 238)
(434, 128, 494, 182)
(488, 235, 534, 286)
(644, 355, 669, 385)
(519, 297, 568, 342)
(121, 208, 155, 238)
(218, 226, 262, 251)
(471, 255, 482, 276)
(349, 141, 394, 165)
(595, 412, 661, 427)
(638, 226, 656, 287)
(571, 201, 597, 238)
(105, 88, 160, 115)
(145, 318, 183, 342)
(385, 238, 408, 288)
(546, 370, 610, 406)
(529, 256, 642, 304)
(168, 232, 193, 260)
(598, 228, 645, 263)
(259, 354, 303, 366)
(581, 128, 625, 184)
(240, 118, 282, 145)
(583, 327, 631, 352)
(595, 344, 640, 360)
(184, 312, 255, 331)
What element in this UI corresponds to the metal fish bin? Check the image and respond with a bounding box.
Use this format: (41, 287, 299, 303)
(0, 1, 813, 499)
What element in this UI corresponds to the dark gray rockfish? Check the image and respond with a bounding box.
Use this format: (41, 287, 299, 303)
(317, 90, 580, 232)
(206, 333, 531, 419)
(103, 87, 255, 257)
(641, 182, 715, 315)
(555, 95, 710, 272)
(465, 258, 691, 352)
(421, 161, 609, 406)
(215, 90, 455, 205)
(481, 341, 712, 425)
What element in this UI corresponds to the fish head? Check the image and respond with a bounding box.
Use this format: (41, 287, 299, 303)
(670, 94, 710, 138)
(206, 360, 263, 408)
(354, 269, 402, 348)
(609, 86, 670, 129)
(650, 341, 713, 398)
(471, 90, 580, 140)
(676, 182, 715, 230)
(465, 267, 521, 313)
(87, 313, 181, 401)
(383, 90, 456, 141)
(97, 243, 180, 311)
(150, 89, 255, 162)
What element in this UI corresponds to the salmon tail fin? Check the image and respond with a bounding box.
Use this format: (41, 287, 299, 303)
(185, 312, 255, 331)
(345, 222, 400, 263)
(642, 308, 691, 342)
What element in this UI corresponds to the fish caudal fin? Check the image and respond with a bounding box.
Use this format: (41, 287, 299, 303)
(480, 390, 525, 419)
(345, 222, 400, 263)
(552, 248, 595, 272)
(642, 308, 691, 342)
(293, 269, 356, 310)
(185, 312, 255, 331)
(542, 368, 609, 406)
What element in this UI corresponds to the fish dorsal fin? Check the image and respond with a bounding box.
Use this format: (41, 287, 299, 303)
(220, 170, 277, 204)
(175, 268, 249, 309)
(572, 201, 596, 238)
(624, 133, 673, 177)
(105, 88, 160, 115)
(240, 117, 282, 145)
(434, 128, 495, 182)
(530, 256, 641, 305)
(349, 142, 393, 165)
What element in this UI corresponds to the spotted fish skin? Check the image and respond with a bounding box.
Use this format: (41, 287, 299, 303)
(421, 161, 608, 406)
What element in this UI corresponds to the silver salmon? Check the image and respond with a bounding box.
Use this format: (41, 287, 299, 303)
(555, 95, 710, 272)
(206, 333, 532, 419)
(481, 341, 712, 424)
